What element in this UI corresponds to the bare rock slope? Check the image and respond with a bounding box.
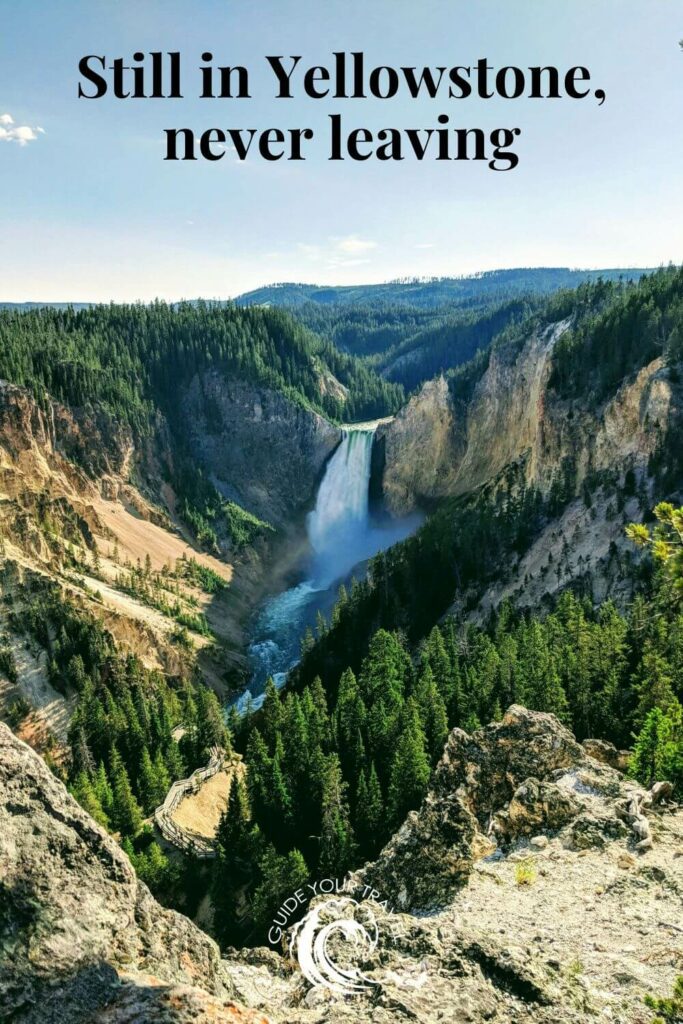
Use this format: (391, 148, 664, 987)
(2, 710, 681, 1024)
(0, 722, 266, 1023)
(246, 707, 682, 1024)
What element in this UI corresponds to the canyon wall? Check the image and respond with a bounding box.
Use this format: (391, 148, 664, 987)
(181, 372, 341, 527)
(378, 321, 679, 515)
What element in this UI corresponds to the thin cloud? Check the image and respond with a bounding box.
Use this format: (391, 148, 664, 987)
(0, 113, 44, 146)
(332, 235, 378, 255)
(297, 235, 378, 270)
(414, 242, 435, 250)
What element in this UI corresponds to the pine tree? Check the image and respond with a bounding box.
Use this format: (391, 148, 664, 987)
(262, 676, 283, 749)
(634, 647, 678, 728)
(216, 775, 251, 858)
(387, 699, 430, 829)
(415, 663, 449, 763)
(284, 847, 309, 896)
(134, 841, 175, 895)
(252, 843, 285, 931)
(269, 735, 294, 842)
(70, 725, 96, 776)
(354, 761, 384, 856)
(164, 740, 185, 781)
(359, 629, 409, 706)
(631, 703, 683, 792)
(335, 668, 366, 747)
(93, 761, 114, 819)
(281, 693, 309, 795)
(152, 748, 171, 796)
(307, 676, 331, 749)
(194, 687, 229, 757)
(245, 728, 271, 822)
(212, 775, 254, 946)
(109, 746, 143, 836)
(319, 754, 355, 877)
(138, 747, 165, 813)
(71, 771, 109, 828)
(422, 626, 454, 707)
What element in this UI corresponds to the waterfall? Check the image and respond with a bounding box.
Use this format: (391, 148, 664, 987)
(307, 429, 375, 582)
(238, 423, 421, 711)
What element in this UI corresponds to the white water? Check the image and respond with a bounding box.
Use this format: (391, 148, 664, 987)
(308, 429, 375, 587)
(236, 428, 421, 712)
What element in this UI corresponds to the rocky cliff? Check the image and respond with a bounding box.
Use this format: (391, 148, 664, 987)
(0, 372, 343, 753)
(181, 373, 340, 528)
(0, 378, 248, 739)
(0, 722, 268, 1023)
(378, 322, 678, 515)
(2, 710, 680, 1024)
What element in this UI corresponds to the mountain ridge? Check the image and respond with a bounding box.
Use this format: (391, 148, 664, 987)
(234, 267, 653, 309)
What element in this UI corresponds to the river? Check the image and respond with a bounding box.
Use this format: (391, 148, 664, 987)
(234, 426, 421, 712)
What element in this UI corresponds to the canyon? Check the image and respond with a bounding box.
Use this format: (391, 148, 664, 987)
(0, 297, 680, 753)
(1, 274, 682, 1023)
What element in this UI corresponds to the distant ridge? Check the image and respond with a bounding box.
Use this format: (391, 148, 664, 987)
(2, 268, 660, 311)
(234, 266, 655, 309)
(0, 302, 92, 311)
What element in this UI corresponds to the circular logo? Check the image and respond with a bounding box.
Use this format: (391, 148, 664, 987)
(289, 895, 379, 995)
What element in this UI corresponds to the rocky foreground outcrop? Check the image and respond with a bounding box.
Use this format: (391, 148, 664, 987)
(2, 710, 681, 1024)
(0, 723, 266, 1023)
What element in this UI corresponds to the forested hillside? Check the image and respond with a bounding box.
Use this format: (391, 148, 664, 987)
(237, 267, 652, 393)
(0, 301, 403, 430)
(283, 294, 539, 391)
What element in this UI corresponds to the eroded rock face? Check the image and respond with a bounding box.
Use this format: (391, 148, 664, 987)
(492, 778, 580, 843)
(356, 705, 655, 913)
(181, 373, 340, 527)
(0, 379, 134, 484)
(374, 375, 464, 514)
(0, 723, 264, 1024)
(377, 322, 677, 516)
(582, 737, 631, 772)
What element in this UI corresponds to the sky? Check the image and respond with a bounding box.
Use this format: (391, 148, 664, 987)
(0, 0, 682, 301)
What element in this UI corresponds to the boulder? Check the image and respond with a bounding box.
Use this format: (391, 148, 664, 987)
(0, 723, 264, 1024)
(582, 738, 630, 773)
(357, 706, 586, 910)
(492, 778, 580, 844)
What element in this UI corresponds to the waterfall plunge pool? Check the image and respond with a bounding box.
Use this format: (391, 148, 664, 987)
(233, 428, 422, 713)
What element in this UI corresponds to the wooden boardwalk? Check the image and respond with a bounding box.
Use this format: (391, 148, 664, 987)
(153, 746, 241, 858)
